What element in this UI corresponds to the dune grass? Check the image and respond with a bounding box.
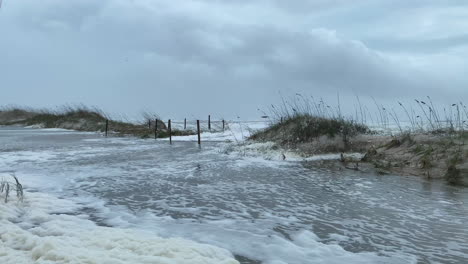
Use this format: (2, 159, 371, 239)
(251, 95, 371, 149)
(251, 114, 368, 145)
(255, 94, 467, 141)
(0, 173, 24, 203)
(0, 105, 194, 138)
(251, 95, 467, 185)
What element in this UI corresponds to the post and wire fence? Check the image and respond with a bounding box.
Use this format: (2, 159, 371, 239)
(103, 115, 239, 146)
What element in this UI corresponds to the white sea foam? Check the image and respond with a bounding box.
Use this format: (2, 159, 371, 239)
(83, 207, 402, 264)
(0, 191, 239, 264)
(221, 140, 365, 164)
(167, 121, 269, 142)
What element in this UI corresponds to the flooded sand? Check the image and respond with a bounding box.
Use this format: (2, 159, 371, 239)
(1, 127, 467, 264)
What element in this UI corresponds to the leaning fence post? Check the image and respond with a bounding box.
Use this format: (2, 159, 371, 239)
(197, 120, 201, 145)
(105, 119, 109, 137)
(168, 119, 172, 145)
(154, 119, 158, 139)
(208, 115, 211, 130)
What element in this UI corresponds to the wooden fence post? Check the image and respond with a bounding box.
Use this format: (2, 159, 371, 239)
(105, 119, 109, 137)
(168, 119, 172, 145)
(208, 115, 211, 130)
(222, 120, 225, 131)
(154, 119, 158, 139)
(197, 120, 201, 145)
(184, 118, 187, 130)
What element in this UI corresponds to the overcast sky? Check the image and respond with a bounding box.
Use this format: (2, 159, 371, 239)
(0, 0, 467, 120)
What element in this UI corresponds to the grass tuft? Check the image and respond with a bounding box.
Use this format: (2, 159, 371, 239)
(0, 173, 24, 203)
(251, 114, 369, 153)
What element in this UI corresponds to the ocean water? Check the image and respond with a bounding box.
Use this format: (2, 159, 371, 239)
(1, 127, 467, 264)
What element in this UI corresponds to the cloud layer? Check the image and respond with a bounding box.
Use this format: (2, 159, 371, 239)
(0, 0, 466, 119)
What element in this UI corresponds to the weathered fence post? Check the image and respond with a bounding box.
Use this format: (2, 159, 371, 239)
(197, 120, 201, 145)
(105, 119, 109, 137)
(222, 120, 225, 131)
(184, 118, 187, 130)
(168, 119, 172, 145)
(208, 115, 211, 130)
(154, 119, 158, 139)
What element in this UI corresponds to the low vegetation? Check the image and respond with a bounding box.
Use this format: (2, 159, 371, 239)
(252, 96, 467, 185)
(0, 173, 24, 203)
(251, 114, 369, 151)
(361, 132, 467, 184)
(0, 105, 194, 139)
(251, 95, 371, 153)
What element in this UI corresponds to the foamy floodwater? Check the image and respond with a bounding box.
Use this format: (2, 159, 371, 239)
(1, 127, 467, 264)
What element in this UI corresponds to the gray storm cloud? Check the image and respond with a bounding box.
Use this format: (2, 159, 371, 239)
(0, 0, 466, 119)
